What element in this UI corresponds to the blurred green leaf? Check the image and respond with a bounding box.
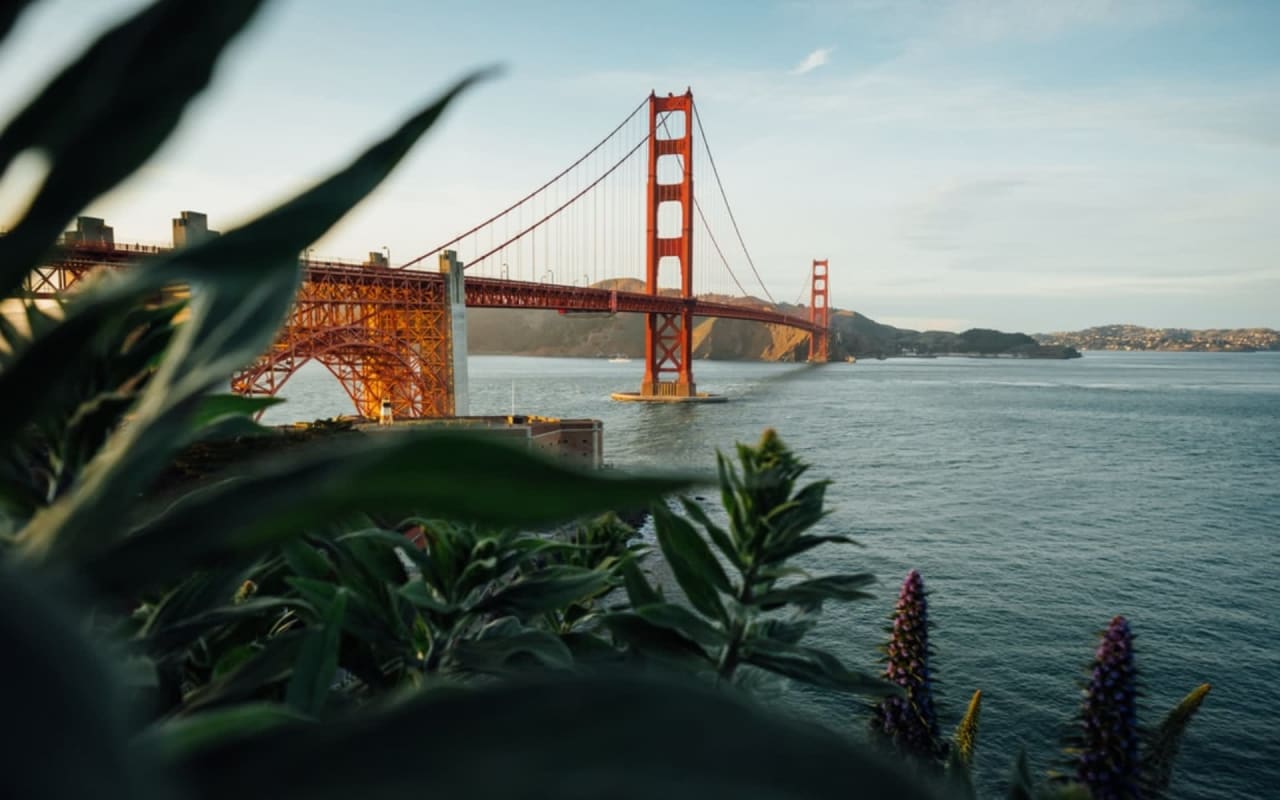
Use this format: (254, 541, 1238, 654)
(652, 503, 730, 622)
(139, 702, 307, 761)
(14, 70, 490, 566)
(453, 619, 574, 674)
(281, 538, 334, 581)
(84, 431, 693, 594)
(1007, 750, 1036, 800)
(0, 1, 34, 47)
(0, 566, 158, 800)
(190, 394, 284, 430)
(169, 674, 945, 800)
(741, 637, 889, 695)
(601, 612, 712, 668)
(0, 0, 268, 296)
(285, 588, 348, 715)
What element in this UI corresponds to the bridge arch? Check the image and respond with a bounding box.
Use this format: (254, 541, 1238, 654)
(231, 327, 450, 420)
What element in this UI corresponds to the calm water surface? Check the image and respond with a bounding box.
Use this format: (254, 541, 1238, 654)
(264, 351, 1280, 799)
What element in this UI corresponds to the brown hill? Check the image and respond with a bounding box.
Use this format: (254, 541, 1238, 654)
(465, 282, 1066, 360)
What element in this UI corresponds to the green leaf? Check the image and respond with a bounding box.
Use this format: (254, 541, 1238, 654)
(633, 602, 728, 648)
(190, 394, 284, 429)
(1007, 750, 1036, 800)
(143, 597, 303, 655)
(741, 637, 890, 695)
(14, 70, 491, 567)
(452, 619, 574, 674)
(753, 573, 876, 611)
(398, 579, 456, 615)
(168, 674, 945, 800)
(140, 703, 308, 760)
(767, 533, 859, 562)
(481, 565, 613, 617)
(0, 2, 35, 48)
(281, 538, 333, 581)
(651, 503, 730, 622)
(54, 391, 138, 495)
(285, 588, 348, 715)
(1142, 682, 1211, 797)
(0, 0, 269, 297)
(679, 496, 743, 571)
(181, 632, 304, 714)
(601, 612, 712, 668)
(84, 431, 693, 594)
(619, 555, 661, 607)
(0, 566, 159, 800)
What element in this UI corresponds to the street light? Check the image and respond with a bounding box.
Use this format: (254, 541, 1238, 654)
(381, 246, 391, 267)
(542, 269, 554, 283)
(501, 262, 509, 279)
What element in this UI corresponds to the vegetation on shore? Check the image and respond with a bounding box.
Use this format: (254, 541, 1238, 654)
(0, 3, 1202, 798)
(1035, 324, 1280, 353)
(470, 302, 1081, 361)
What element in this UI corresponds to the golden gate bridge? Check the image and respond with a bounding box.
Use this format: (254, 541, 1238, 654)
(30, 90, 833, 418)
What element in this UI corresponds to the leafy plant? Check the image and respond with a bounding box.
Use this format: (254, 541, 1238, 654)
(604, 429, 886, 696)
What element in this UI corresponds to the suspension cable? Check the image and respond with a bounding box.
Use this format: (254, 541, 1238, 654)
(695, 201, 749, 297)
(464, 134, 648, 269)
(397, 95, 649, 270)
(691, 101, 776, 304)
(656, 113, 753, 299)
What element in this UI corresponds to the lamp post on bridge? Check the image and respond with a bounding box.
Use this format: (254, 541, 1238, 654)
(381, 246, 391, 268)
(501, 262, 509, 279)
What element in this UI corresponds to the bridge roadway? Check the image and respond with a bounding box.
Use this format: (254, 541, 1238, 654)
(37, 244, 823, 336)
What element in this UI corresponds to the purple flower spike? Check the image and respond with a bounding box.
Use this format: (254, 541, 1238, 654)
(870, 570, 943, 762)
(1077, 615, 1141, 799)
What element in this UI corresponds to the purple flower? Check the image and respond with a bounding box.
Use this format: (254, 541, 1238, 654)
(1076, 615, 1141, 799)
(870, 570, 944, 762)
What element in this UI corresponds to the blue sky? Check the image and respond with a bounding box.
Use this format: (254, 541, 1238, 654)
(1, 0, 1277, 332)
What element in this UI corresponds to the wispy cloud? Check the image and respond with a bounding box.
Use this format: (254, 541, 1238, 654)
(791, 47, 833, 75)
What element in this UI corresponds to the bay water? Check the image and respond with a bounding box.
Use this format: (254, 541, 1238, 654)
(262, 351, 1280, 799)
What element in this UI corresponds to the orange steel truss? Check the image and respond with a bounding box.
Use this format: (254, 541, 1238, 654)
(231, 262, 453, 419)
(808, 259, 830, 362)
(30, 247, 454, 419)
(642, 90, 696, 397)
(32, 236, 829, 416)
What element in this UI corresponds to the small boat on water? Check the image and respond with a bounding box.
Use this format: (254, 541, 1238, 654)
(607, 355, 631, 363)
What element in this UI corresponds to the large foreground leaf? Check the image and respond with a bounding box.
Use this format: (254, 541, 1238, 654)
(0, 566, 160, 800)
(169, 673, 946, 800)
(14, 71, 488, 566)
(84, 431, 694, 593)
(0, 0, 268, 296)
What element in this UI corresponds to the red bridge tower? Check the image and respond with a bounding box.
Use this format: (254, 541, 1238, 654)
(808, 258, 830, 362)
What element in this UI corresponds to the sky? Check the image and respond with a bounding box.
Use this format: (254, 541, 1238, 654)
(0, 0, 1277, 333)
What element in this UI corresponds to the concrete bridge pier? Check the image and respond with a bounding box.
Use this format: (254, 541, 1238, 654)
(440, 250, 469, 416)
